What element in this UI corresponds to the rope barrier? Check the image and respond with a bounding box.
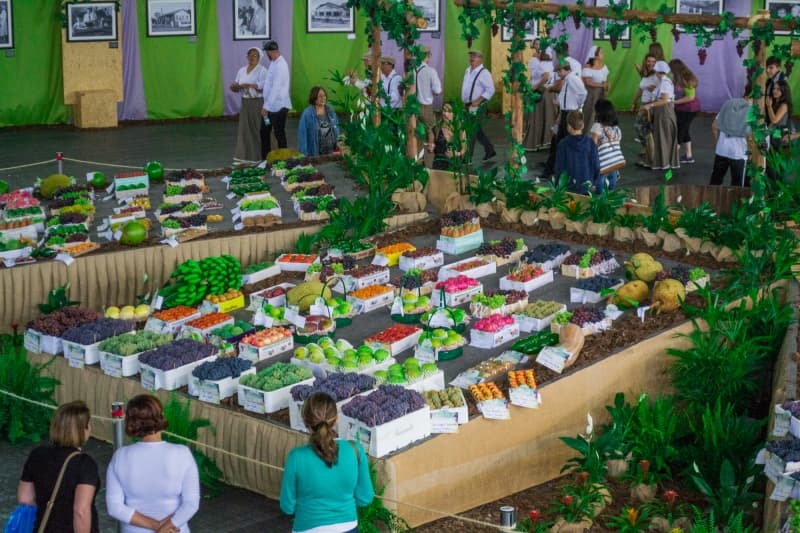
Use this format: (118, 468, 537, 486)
(0, 157, 220, 174)
(0, 386, 510, 531)
(0, 160, 54, 172)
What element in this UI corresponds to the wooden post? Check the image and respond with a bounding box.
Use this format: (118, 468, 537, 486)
(748, 10, 771, 168)
(510, 26, 524, 158)
(405, 47, 419, 160)
(370, 23, 382, 127)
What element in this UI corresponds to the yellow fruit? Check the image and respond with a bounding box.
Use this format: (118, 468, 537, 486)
(134, 304, 150, 318)
(651, 279, 686, 314)
(611, 280, 649, 309)
(120, 306, 135, 320)
(624, 253, 663, 282)
(105, 306, 120, 319)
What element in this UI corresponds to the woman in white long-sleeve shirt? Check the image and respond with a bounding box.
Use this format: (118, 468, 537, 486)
(106, 395, 200, 533)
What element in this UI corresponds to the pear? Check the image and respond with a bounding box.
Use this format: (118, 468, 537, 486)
(610, 280, 649, 309)
(651, 279, 686, 314)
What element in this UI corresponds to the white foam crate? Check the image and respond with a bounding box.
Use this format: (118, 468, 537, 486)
(435, 229, 484, 255)
(239, 376, 316, 414)
(144, 312, 202, 334)
(181, 316, 235, 339)
(480, 246, 528, 268)
(242, 264, 282, 286)
(347, 289, 394, 314)
(404, 370, 446, 393)
(248, 282, 294, 310)
(469, 298, 528, 319)
(366, 329, 423, 357)
(238, 335, 294, 363)
(551, 317, 613, 336)
(333, 269, 391, 294)
(523, 251, 571, 272)
(0, 246, 33, 261)
(498, 270, 554, 293)
(189, 366, 256, 403)
(339, 406, 431, 458)
(239, 206, 282, 220)
(513, 305, 567, 333)
(431, 283, 483, 307)
(63, 339, 103, 367)
(438, 258, 496, 281)
(470, 324, 521, 349)
(276, 254, 320, 272)
(570, 281, 624, 304)
(139, 355, 216, 392)
(24, 329, 62, 355)
(561, 258, 619, 279)
(289, 389, 375, 433)
(398, 252, 444, 272)
(428, 388, 469, 425)
(99, 350, 144, 377)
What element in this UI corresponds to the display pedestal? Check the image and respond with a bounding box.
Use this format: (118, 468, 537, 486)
(74, 90, 119, 129)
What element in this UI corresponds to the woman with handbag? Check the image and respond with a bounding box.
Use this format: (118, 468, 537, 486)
(16, 400, 100, 533)
(280, 392, 374, 533)
(641, 61, 680, 170)
(106, 395, 199, 533)
(590, 99, 625, 191)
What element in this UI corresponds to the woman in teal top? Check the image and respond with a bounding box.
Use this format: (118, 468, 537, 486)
(280, 392, 374, 533)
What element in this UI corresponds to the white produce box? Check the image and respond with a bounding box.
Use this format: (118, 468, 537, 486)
(398, 251, 444, 272)
(523, 251, 571, 272)
(241, 264, 282, 286)
(428, 388, 469, 425)
(561, 258, 619, 279)
(238, 336, 294, 363)
(469, 298, 528, 319)
(248, 283, 294, 310)
(436, 229, 484, 255)
(0, 246, 33, 261)
(275, 254, 320, 272)
(238, 376, 316, 414)
(498, 270, 554, 293)
(513, 305, 567, 333)
(470, 324, 520, 349)
(438, 258, 496, 281)
(431, 283, 483, 307)
(366, 329, 423, 357)
(189, 366, 256, 404)
(570, 281, 624, 304)
(144, 311, 202, 334)
(24, 329, 62, 355)
(347, 289, 394, 314)
(99, 350, 144, 377)
(63, 339, 103, 367)
(333, 269, 391, 293)
(139, 355, 216, 392)
(181, 316, 235, 340)
(289, 389, 374, 434)
(551, 317, 613, 336)
(339, 406, 432, 458)
(404, 369, 445, 393)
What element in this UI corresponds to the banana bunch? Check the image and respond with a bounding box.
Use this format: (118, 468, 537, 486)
(159, 255, 242, 308)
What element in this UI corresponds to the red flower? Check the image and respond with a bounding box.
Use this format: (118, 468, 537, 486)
(639, 459, 650, 477)
(624, 201, 633, 211)
(663, 489, 678, 504)
(10, 322, 19, 330)
(529, 509, 541, 521)
(562, 495, 574, 506)
(577, 471, 589, 485)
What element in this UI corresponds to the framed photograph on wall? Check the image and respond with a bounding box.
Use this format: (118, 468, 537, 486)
(0, 0, 13, 49)
(147, 0, 197, 37)
(307, 0, 355, 33)
(414, 0, 439, 32)
(234, 0, 270, 40)
(675, 0, 722, 31)
(66, 2, 117, 42)
(767, 0, 800, 34)
(593, 0, 631, 41)
(501, 19, 540, 42)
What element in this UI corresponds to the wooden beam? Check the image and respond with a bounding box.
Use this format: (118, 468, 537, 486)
(453, 0, 792, 30)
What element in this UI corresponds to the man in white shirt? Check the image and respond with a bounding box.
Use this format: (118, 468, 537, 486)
(415, 45, 442, 141)
(461, 50, 496, 162)
(260, 40, 292, 157)
(543, 60, 587, 177)
(379, 56, 402, 110)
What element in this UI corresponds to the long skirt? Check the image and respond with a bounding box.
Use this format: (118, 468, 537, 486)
(582, 86, 605, 133)
(234, 97, 264, 163)
(523, 90, 555, 149)
(651, 104, 679, 170)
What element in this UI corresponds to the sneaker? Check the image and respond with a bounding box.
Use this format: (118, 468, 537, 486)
(483, 150, 497, 162)
(635, 160, 651, 169)
(680, 155, 695, 164)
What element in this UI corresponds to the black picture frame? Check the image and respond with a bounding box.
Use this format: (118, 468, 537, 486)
(66, 2, 117, 43)
(234, 0, 271, 40)
(593, 0, 632, 41)
(501, 19, 540, 42)
(147, 0, 197, 37)
(675, 0, 723, 32)
(414, 0, 440, 33)
(766, 0, 800, 34)
(0, 0, 13, 50)
(307, 0, 355, 33)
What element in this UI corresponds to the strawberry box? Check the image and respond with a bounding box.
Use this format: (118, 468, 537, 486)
(470, 323, 520, 349)
(438, 258, 496, 281)
(498, 269, 554, 293)
(431, 282, 483, 308)
(339, 405, 431, 458)
(239, 376, 316, 414)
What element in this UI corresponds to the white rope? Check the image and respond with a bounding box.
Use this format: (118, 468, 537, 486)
(0, 160, 54, 172)
(62, 157, 219, 173)
(0, 386, 509, 531)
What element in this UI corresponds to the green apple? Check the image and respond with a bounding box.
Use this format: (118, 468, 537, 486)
(403, 303, 416, 313)
(373, 348, 390, 362)
(433, 328, 448, 340)
(431, 339, 442, 348)
(404, 357, 420, 368)
(402, 293, 418, 304)
(417, 296, 430, 307)
(323, 347, 337, 359)
(336, 339, 353, 352)
(309, 351, 324, 363)
(294, 347, 308, 359)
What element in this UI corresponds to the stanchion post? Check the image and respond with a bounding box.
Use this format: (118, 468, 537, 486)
(56, 152, 64, 175)
(111, 401, 124, 533)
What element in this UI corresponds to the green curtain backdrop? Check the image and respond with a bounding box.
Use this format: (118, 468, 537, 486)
(137, 0, 223, 119)
(444, 0, 494, 111)
(0, 0, 69, 126)
(291, 3, 369, 113)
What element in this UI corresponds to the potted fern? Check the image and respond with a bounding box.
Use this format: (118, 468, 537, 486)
(636, 187, 668, 248)
(499, 176, 535, 223)
(675, 202, 716, 254)
(586, 188, 628, 237)
(536, 173, 571, 229)
(466, 167, 501, 218)
(612, 201, 640, 243)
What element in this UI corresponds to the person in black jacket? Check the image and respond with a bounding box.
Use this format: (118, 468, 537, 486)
(555, 111, 600, 194)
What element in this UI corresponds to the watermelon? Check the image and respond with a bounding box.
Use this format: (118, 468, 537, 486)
(120, 221, 147, 246)
(144, 161, 164, 181)
(90, 172, 108, 189)
(0, 180, 8, 195)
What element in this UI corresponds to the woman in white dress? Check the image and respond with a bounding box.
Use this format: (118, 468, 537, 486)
(641, 61, 679, 170)
(230, 47, 268, 164)
(582, 46, 610, 133)
(524, 41, 555, 151)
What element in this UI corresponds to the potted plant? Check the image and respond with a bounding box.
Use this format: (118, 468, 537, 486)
(611, 201, 641, 243)
(586, 188, 628, 237)
(520, 191, 545, 227)
(675, 202, 716, 254)
(629, 459, 657, 504)
(500, 176, 536, 223)
(466, 167, 501, 218)
(603, 506, 651, 532)
(637, 186, 668, 247)
(535, 173, 571, 227)
(642, 490, 691, 533)
(660, 212, 682, 253)
(561, 199, 590, 234)
(548, 484, 605, 532)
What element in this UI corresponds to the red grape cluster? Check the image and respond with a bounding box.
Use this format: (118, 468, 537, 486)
(485, 290, 527, 305)
(569, 306, 606, 327)
(402, 247, 438, 259)
(349, 265, 386, 279)
(477, 237, 517, 258)
(440, 210, 478, 228)
(27, 307, 100, 337)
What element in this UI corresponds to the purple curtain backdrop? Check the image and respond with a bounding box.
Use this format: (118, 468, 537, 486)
(379, 6, 446, 109)
(218, 1, 293, 116)
(118, 0, 147, 120)
(546, 1, 595, 73)
(672, 0, 749, 111)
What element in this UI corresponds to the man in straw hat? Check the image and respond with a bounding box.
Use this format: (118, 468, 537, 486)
(379, 56, 402, 109)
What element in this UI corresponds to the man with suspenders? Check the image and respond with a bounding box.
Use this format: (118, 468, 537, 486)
(414, 45, 442, 146)
(379, 56, 402, 110)
(542, 58, 587, 179)
(461, 50, 497, 162)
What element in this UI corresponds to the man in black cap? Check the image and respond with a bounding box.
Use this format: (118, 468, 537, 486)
(260, 40, 293, 157)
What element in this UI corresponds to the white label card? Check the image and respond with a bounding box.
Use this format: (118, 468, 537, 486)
(430, 411, 459, 433)
(510, 386, 541, 409)
(243, 388, 265, 414)
(104, 355, 122, 378)
(55, 253, 75, 266)
(765, 453, 785, 483)
(152, 295, 164, 310)
(284, 308, 306, 328)
(226, 192, 236, 199)
(144, 317, 166, 333)
(160, 238, 179, 248)
(391, 296, 404, 316)
(141, 368, 156, 391)
(770, 475, 796, 501)
(199, 382, 221, 404)
(372, 254, 389, 267)
(252, 309, 273, 328)
(480, 399, 511, 420)
(24, 330, 42, 353)
(234, 223, 244, 231)
(536, 346, 572, 374)
(68, 356, 84, 369)
(774, 405, 791, 437)
(636, 306, 650, 323)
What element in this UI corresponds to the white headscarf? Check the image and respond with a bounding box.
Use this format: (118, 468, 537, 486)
(247, 47, 263, 61)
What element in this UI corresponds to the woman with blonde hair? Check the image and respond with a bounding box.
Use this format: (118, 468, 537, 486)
(669, 59, 700, 163)
(582, 46, 610, 133)
(17, 400, 100, 533)
(106, 394, 199, 533)
(280, 392, 374, 533)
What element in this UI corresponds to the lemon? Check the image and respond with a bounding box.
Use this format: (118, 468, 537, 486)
(120, 306, 135, 320)
(105, 306, 121, 319)
(134, 304, 151, 318)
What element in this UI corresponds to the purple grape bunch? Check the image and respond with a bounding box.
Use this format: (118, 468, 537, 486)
(341, 385, 427, 427)
(61, 318, 136, 345)
(192, 358, 252, 381)
(290, 373, 376, 403)
(767, 437, 800, 463)
(575, 277, 623, 293)
(569, 306, 606, 327)
(440, 210, 478, 228)
(477, 238, 517, 258)
(139, 339, 215, 370)
(522, 243, 570, 264)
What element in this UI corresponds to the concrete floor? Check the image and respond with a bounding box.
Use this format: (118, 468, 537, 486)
(0, 113, 723, 532)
